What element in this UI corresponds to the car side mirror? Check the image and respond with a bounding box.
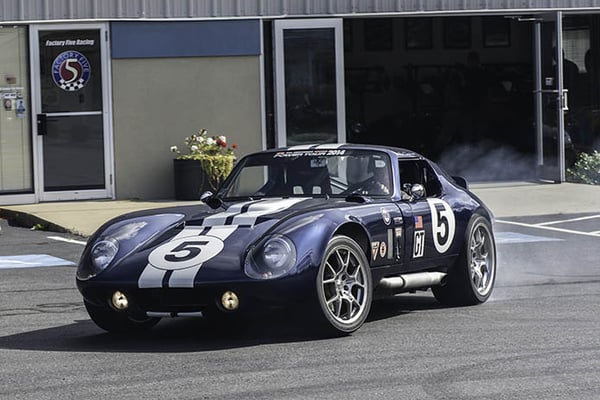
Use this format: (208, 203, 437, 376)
(200, 191, 223, 209)
(410, 184, 426, 200)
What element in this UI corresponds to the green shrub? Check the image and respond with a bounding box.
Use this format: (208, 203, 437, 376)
(567, 150, 600, 185)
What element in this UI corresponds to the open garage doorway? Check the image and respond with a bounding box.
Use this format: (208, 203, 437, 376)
(343, 16, 536, 181)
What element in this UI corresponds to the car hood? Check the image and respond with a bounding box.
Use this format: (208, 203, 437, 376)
(91, 197, 362, 287)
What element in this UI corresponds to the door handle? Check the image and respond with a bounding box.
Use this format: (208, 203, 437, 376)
(36, 113, 47, 136)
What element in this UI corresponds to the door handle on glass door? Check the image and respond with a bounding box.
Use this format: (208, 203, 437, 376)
(36, 114, 47, 136)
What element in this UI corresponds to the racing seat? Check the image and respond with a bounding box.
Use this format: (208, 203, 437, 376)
(286, 162, 331, 195)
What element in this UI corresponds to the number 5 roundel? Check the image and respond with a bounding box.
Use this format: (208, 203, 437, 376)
(148, 235, 224, 271)
(427, 198, 456, 254)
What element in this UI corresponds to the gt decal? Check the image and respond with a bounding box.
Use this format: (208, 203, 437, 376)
(413, 230, 425, 258)
(148, 235, 224, 271)
(427, 198, 456, 254)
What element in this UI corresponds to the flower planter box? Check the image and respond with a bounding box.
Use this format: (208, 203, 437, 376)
(173, 159, 212, 200)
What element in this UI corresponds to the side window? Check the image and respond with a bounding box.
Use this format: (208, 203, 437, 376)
(398, 160, 442, 198)
(419, 161, 442, 197)
(398, 160, 420, 190)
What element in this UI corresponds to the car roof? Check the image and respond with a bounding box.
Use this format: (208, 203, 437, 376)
(252, 143, 424, 160)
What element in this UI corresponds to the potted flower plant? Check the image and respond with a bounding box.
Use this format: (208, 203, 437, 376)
(170, 129, 237, 200)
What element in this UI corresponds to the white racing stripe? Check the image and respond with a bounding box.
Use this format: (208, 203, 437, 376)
(167, 225, 237, 288)
(287, 144, 343, 151)
(138, 265, 165, 288)
(315, 143, 343, 149)
(202, 198, 306, 226)
(137, 198, 307, 289)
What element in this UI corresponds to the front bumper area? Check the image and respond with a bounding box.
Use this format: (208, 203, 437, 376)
(77, 271, 317, 318)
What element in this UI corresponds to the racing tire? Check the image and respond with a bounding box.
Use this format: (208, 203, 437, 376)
(315, 235, 373, 335)
(432, 214, 496, 306)
(84, 301, 160, 333)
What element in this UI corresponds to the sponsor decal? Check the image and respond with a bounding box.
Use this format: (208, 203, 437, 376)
(273, 149, 346, 158)
(379, 241, 387, 259)
(427, 198, 456, 254)
(413, 230, 425, 258)
(371, 242, 380, 260)
(381, 208, 392, 225)
(51, 50, 91, 91)
(372, 230, 395, 261)
(414, 215, 423, 229)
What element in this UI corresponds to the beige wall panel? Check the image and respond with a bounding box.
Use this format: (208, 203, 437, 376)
(0, 27, 32, 193)
(111, 56, 262, 200)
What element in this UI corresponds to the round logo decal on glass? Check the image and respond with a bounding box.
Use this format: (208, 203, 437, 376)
(51, 51, 91, 91)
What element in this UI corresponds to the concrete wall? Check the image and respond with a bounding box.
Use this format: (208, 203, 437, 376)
(111, 56, 263, 200)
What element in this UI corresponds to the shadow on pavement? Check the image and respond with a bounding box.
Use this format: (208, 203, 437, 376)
(0, 294, 442, 353)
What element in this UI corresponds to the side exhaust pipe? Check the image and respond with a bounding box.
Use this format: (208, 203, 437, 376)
(378, 272, 447, 293)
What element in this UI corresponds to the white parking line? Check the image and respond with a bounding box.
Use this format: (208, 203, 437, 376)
(0, 254, 75, 269)
(535, 214, 600, 226)
(47, 236, 87, 246)
(496, 219, 600, 238)
(495, 231, 563, 244)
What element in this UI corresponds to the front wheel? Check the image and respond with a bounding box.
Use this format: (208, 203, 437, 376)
(84, 301, 160, 333)
(433, 214, 496, 306)
(315, 235, 373, 335)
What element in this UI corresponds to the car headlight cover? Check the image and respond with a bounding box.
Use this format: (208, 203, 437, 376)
(91, 238, 119, 272)
(78, 213, 185, 280)
(245, 235, 297, 279)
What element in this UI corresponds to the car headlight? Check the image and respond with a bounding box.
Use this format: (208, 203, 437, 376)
(77, 213, 184, 281)
(244, 235, 297, 280)
(91, 238, 119, 272)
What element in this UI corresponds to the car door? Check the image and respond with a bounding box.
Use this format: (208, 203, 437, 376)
(397, 159, 457, 268)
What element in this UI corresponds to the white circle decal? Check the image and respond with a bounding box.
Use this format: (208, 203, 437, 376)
(427, 198, 456, 254)
(148, 235, 224, 271)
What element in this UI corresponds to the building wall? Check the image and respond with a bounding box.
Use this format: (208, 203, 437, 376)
(111, 55, 263, 199)
(2, 0, 600, 22)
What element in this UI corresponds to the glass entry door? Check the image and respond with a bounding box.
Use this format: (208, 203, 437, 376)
(31, 24, 113, 201)
(274, 19, 346, 147)
(534, 12, 567, 182)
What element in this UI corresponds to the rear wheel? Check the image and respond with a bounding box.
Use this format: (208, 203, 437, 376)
(315, 235, 373, 335)
(84, 301, 160, 333)
(433, 214, 496, 306)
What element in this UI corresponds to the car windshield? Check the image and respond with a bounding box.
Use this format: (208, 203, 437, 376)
(220, 149, 393, 199)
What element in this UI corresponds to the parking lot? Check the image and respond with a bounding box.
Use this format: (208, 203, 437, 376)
(1, 194, 600, 398)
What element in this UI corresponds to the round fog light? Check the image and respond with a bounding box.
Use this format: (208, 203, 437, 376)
(220, 291, 239, 311)
(111, 291, 129, 310)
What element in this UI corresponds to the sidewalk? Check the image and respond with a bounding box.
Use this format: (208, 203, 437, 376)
(1, 182, 600, 238)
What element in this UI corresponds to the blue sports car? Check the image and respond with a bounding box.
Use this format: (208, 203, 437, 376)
(77, 144, 496, 335)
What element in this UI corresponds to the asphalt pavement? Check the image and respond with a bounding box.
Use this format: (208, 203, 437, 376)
(1, 209, 600, 399)
(1, 182, 600, 398)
